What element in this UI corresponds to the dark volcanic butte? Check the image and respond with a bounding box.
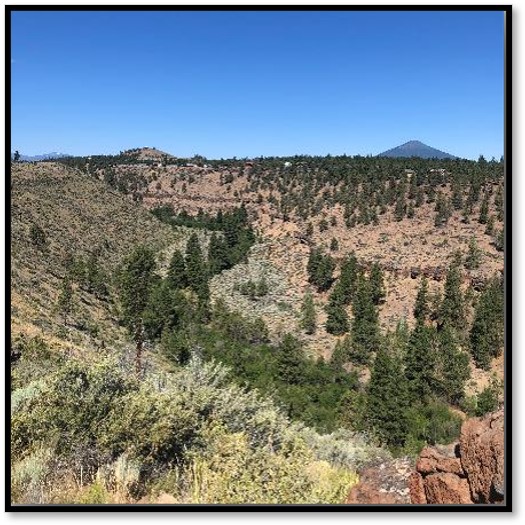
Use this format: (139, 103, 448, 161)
(378, 140, 457, 160)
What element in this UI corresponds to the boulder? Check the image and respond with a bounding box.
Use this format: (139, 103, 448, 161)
(416, 446, 464, 477)
(460, 408, 504, 503)
(410, 408, 504, 505)
(423, 473, 473, 504)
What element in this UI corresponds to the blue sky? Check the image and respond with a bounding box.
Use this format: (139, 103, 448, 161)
(11, 9, 505, 159)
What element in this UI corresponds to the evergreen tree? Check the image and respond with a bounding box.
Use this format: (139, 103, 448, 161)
(331, 253, 358, 305)
(167, 249, 187, 290)
(276, 334, 306, 385)
(367, 345, 409, 448)
(369, 262, 386, 305)
(325, 294, 350, 336)
(413, 276, 430, 323)
(405, 321, 437, 402)
(117, 245, 157, 332)
(439, 262, 465, 333)
(306, 248, 335, 292)
(300, 291, 317, 334)
(185, 233, 208, 300)
(394, 194, 405, 221)
(436, 326, 470, 405)
(330, 237, 339, 251)
(143, 281, 186, 340)
(470, 276, 504, 369)
(208, 232, 230, 275)
(351, 275, 380, 365)
(465, 237, 482, 270)
(478, 194, 489, 224)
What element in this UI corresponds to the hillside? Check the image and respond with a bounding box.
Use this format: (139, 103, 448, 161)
(11, 160, 382, 505)
(11, 155, 505, 506)
(11, 162, 184, 351)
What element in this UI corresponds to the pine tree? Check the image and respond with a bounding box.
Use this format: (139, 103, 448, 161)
(436, 326, 470, 405)
(367, 345, 409, 448)
(413, 276, 430, 323)
(306, 248, 335, 292)
(276, 334, 306, 385)
(333, 253, 358, 306)
(185, 233, 208, 300)
(208, 232, 230, 275)
(143, 281, 186, 340)
(351, 275, 380, 365)
(300, 291, 317, 334)
(369, 262, 386, 305)
(325, 294, 350, 336)
(439, 262, 465, 332)
(470, 275, 504, 370)
(167, 249, 187, 290)
(404, 321, 437, 402)
(117, 245, 157, 332)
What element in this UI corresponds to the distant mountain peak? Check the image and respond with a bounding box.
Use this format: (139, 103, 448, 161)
(378, 141, 456, 160)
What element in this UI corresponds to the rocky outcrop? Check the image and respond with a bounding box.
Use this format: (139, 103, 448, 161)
(410, 408, 504, 505)
(346, 458, 413, 504)
(460, 408, 504, 503)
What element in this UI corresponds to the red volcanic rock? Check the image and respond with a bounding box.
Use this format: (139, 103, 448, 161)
(408, 472, 427, 504)
(416, 446, 464, 477)
(423, 473, 473, 504)
(410, 408, 504, 505)
(460, 408, 504, 503)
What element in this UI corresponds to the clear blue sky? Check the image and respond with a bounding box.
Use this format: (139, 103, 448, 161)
(11, 9, 505, 159)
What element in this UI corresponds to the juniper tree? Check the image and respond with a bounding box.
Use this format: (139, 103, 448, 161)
(465, 237, 482, 270)
(478, 194, 489, 224)
(485, 215, 495, 236)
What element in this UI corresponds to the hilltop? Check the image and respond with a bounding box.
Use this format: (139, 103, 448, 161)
(378, 140, 457, 159)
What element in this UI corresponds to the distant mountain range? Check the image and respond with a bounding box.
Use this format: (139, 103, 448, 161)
(378, 140, 456, 160)
(13, 152, 70, 161)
